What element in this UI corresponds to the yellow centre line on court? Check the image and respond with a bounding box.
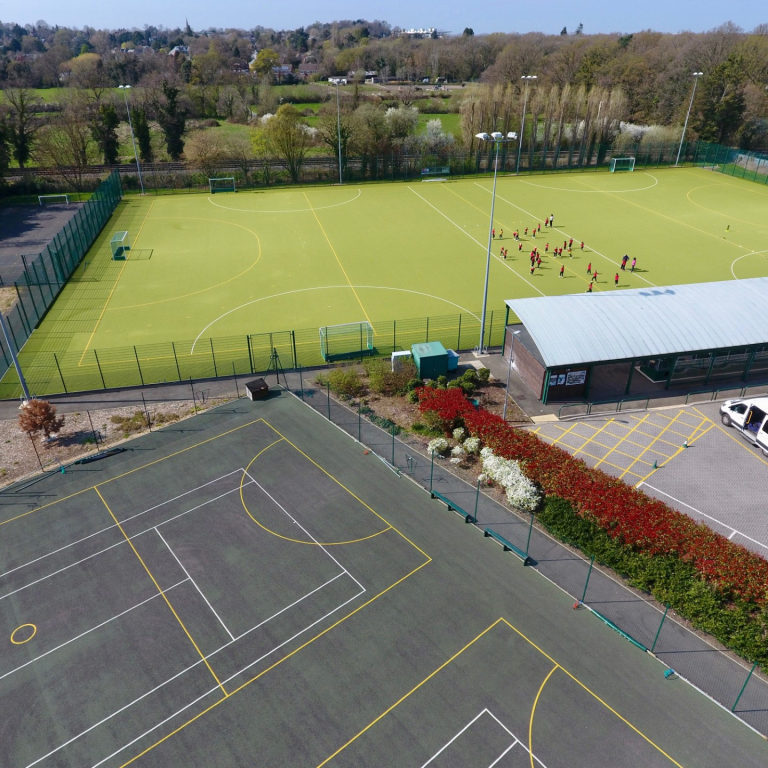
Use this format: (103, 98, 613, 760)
(94, 487, 228, 696)
(303, 192, 374, 332)
(594, 413, 651, 470)
(78, 199, 156, 364)
(529, 664, 559, 768)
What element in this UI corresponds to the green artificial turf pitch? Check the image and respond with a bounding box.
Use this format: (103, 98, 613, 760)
(18, 166, 768, 368)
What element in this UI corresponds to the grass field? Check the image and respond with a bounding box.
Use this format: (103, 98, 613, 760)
(8, 166, 768, 393)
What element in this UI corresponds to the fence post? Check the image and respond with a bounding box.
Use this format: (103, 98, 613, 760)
(425, 316, 429, 343)
(134, 346, 144, 385)
(473, 478, 480, 522)
(87, 410, 100, 446)
(247, 335, 254, 374)
(190, 378, 197, 413)
(525, 513, 534, 557)
(210, 338, 218, 378)
(487, 311, 494, 349)
(299, 365, 304, 400)
(457, 314, 462, 349)
(391, 423, 396, 466)
(233, 362, 240, 399)
(651, 605, 669, 653)
(580, 555, 595, 604)
(93, 349, 107, 389)
(327, 381, 331, 420)
(48, 352, 67, 393)
(429, 450, 435, 492)
(358, 399, 361, 441)
(291, 330, 297, 369)
(732, 662, 758, 712)
(393, 319, 396, 351)
(171, 342, 182, 381)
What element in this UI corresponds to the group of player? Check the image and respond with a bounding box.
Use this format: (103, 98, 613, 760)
(491, 214, 638, 292)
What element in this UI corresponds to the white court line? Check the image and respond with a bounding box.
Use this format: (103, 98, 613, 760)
(0, 579, 188, 684)
(421, 709, 489, 767)
(0, 469, 245, 584)
(640, 482, 768, 554)
(29, 572, 351, 768)
(206, 188, 362, 214)
(519, 173, 658, 194)
(730, 249, 768, 279)
(0, 481, 254, 604)
(243, 469, 366, 593)
(90, 578, 365, 768)
(155, 529, 235, 641)
(408, 186, 547, 297)
(474, 182, 658, 288)
(487, 742, 520, 768)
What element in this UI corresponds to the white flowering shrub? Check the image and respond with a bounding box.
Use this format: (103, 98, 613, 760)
(452, 427, 466, 442)
(479, 448, 541, 512)
(477, 473, 488, 485)
(450, 457, 462, 464)
(464, 437, 480, 455)
(428, 437, 449, 455)
(451, 445, 467, 461)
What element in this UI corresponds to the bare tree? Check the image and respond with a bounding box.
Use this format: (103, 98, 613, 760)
(184, 128, 227, 178)
(19, 399, 65, 440)
(2, 87, 41, 168)
(263, 105, 313, 183)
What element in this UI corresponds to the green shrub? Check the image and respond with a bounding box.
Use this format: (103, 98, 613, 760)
(315, 372, 329, 386)
(422, 410, 445, 432)
(406, 377, 424, 392)
(477, 367, 491, 382)
(407, 390, 419, 404)
(364, 358, 389, 393)
(327, 365, 365, 397)
(462, 369, 478, 382)
(364, 358, 418, 395)
(437, 375, 448, 387)
(460, 381, 476, 396)
(447, 380, 461, 389)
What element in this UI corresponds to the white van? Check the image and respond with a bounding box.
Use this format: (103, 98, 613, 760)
(720, 396, 768, 455)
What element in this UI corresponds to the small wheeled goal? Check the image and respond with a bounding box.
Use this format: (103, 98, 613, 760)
(110, 231, 131, 260)
(38, 194, 70, 206)
(320, 321, 374, 362)
(209, 177, 236, 194)
(421, 166, 450, 182)
(610, 157, 635, 173)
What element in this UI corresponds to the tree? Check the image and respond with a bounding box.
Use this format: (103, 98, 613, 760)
(250, 49, 280, 80)
(3, 87, 41, 169)
(561, 27, 568, 36)
(317, 104, 358, 178)
(18, 399, 65, 440)
(463, 28, 474, 37)
(184, 128, 227, 178)
(0, 116, 12, 184)
(90, 102, 120, 164)
(222, 132, 254, 185)
(155, 80, 187, 160)
(131, 104, 153, 162)
(263, 104, 312, 183)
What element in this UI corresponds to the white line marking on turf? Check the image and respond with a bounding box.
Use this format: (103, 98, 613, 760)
(730, 249, 768, 279)
(207, 188, 362, 214)
(519, 173, 658, 194)
(487, 743, 520, 768)
(474, 182, 658, 288)
(640, 483, 768, 553)
(0, 480, 254, 604)
(0, 470, 245, 585)
(190, 286, 479, 353)
(408, 186, 547, 297)
(155, 529, 235, 641)
(0, 579, 188, 684)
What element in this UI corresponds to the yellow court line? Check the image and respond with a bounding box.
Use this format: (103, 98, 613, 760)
(631, 430, 692, 450)
(303, 192, 374, 331)
(619, 412, 693, 480)
(547, 421, 582, 446)
(121, 557, 433, 768)
(571, 419, 618, 458)
(529, 664, 559, 768)
(500, 619, 684, 768)
(691, 406, 768, 469)
(78, 199, 156, 363)
(594, 413, 651, 470)
(0, 418, 266, 529)
(94, 488, 228, 696)
(315, 619, 505, 767)
(240, 437, 392, 545)
(635, 422, 713, 486)
(569, 449, 644, 477)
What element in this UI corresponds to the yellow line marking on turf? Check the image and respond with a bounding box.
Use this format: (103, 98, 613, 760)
(109, 217, 261, 310)
(529, 664, 559, 768)
(594, 413, 651, 470)
(0, 418, 265, 529)
(94, 488, 228, 696)
(315, 619, 504, 767)
(240, 438, 393, 545)
(303, 192, 374, 332)
(10, 623, 36, 645)
(692, 406, 768, 469)
(499, 619, 684, 768)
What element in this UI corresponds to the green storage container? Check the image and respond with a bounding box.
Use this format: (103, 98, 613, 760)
(411, 341, 448, 380)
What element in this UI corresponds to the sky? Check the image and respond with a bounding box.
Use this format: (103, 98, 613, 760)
(1, 0, 764, 35)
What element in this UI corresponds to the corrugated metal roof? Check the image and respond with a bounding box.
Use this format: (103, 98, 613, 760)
(505, 278, 768, 369)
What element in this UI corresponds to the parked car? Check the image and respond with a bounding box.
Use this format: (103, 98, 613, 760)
(720, 396, 768, 455)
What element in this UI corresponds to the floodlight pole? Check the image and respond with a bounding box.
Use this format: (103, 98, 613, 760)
(476, 131, 518, 354)
(331, 79, 343, 184)
(119, 85, 145, 195)
(516, 75, 536, 175)
(0, 310, 30, 401)
(676, 72, 703, 167)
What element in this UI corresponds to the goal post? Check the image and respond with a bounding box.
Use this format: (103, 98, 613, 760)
(209, 177, 236, 194)
(38, 194, 70, 205)
(610, 157, 635, 173)
(319, 321, 374, 362)
(110, 231, 131, 260)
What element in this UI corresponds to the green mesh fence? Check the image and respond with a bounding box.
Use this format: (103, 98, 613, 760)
(0, 309, 508, 399)
(0, 171, 123, 381)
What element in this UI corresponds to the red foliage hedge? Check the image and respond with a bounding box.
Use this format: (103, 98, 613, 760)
(415, 389, 768, 606)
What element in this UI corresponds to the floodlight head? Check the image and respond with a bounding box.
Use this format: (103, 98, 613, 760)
(490, 131, 503, 140)
(693, 71, 703, 76)
(119, 84, 130, 89)
(507, 131, 518, 140)
(475, 132, 490, 141)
